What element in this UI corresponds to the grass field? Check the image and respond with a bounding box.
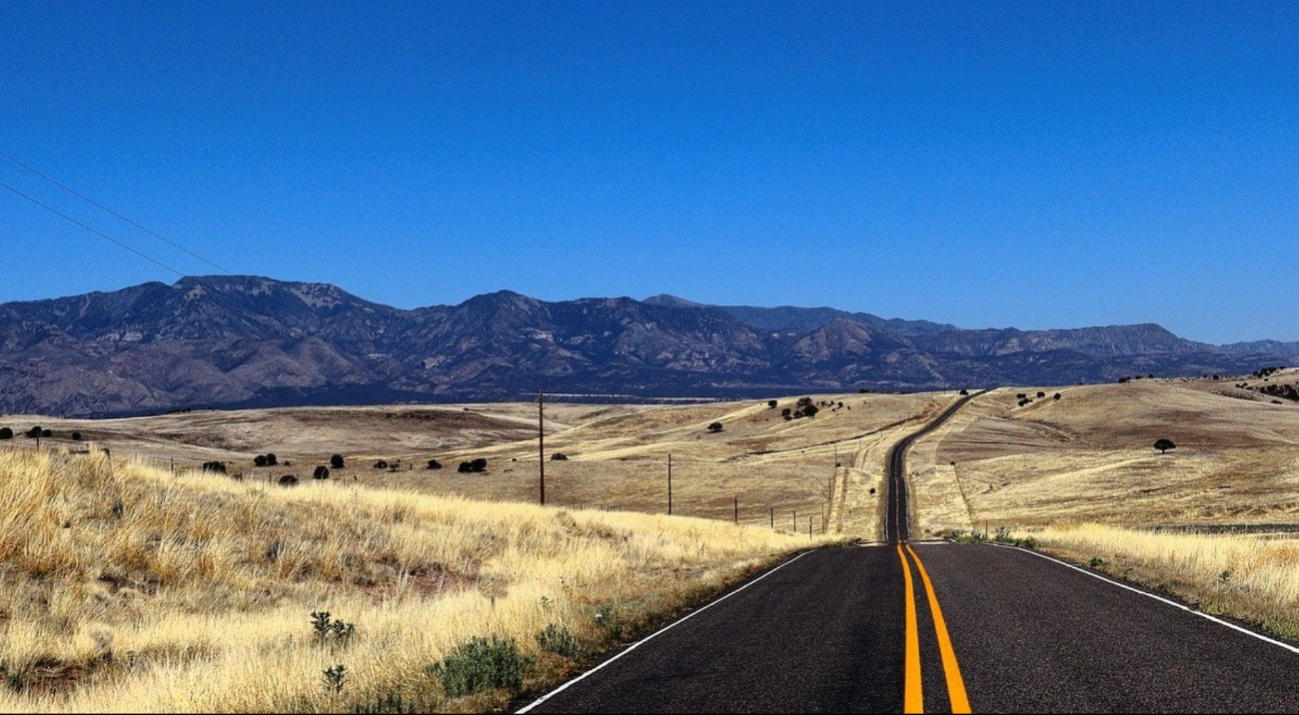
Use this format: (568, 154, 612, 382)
(0, 391, 954, 539)
(0, 447, 838, 713)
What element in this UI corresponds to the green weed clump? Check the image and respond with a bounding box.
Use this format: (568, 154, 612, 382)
(427, 637, 533, 698)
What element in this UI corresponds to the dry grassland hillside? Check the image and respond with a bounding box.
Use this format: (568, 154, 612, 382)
(0, 448, 837, 713)
(1, 392, 958, 539)
(904, 377, 1299, 534)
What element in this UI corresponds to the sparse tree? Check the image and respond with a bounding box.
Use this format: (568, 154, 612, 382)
(1154, 438, 1177, 455)
(802, 404, 819, 418)
(767, 400, 778, 409)
(26, 426, 43, 439)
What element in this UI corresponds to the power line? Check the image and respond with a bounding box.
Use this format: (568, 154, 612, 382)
(0, 179, 185, 277)
(0, 150, 233, 274)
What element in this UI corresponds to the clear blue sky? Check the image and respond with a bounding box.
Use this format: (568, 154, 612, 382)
(2, 1, 1296, 343)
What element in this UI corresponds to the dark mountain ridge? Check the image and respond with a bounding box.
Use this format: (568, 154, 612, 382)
(0, 276, 1288, 416)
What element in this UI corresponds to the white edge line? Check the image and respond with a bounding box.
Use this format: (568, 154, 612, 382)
(989, 543, 1299, 656)
(515, 550, 814, 713)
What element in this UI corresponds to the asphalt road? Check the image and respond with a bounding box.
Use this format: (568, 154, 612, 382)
(522, 395, 1299, 714)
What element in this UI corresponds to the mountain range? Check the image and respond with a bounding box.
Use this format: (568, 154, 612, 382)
(0, 276, 1290, 416)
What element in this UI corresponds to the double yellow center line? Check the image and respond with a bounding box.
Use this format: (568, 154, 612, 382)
(897, 544, 971, 714)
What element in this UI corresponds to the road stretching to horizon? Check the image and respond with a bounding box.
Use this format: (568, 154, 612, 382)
(520, 394, 1299, 714)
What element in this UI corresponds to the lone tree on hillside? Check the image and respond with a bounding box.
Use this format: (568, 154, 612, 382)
(708, 422, 725, 433)
(1155, 438, 1177, 455)
(330, 454, 345, 469)
(26, 426, 43, 439)
(767, 400, 778, 408)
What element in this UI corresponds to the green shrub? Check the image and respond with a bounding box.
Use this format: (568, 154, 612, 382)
(536, 624, 582, 660)
(427, 637, 532, 698)
(322, 665, 348, 694)
(593, 605, 627, 641)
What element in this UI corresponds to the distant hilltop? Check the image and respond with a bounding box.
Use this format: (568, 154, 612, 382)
(0, 276, 1293, 416)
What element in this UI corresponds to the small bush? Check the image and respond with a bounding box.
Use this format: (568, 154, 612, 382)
(1155, 438, 1177, 455)
(314, 466, 331, 480)
(550, 453, 568, 461)
(707, 422, 724, 433)
(311, 612, 357, 647)
(593, 605, 627, 641)
(427, 637, 532, 698)
(265, 453, 279, 466)
(330, 454, 346, 469)
(1089, 557, 1105, 569)
(41, 429, 52, 438)
(457, 458, 488, 474)
(71, 431, 83, 441)
(322, 665, 348, 694)
(427, 459, 443, 470)
(767, 400, 778, 408)
(254, 455, 268, 467)
(0, 427, 12, 440)
(536, 624, 582, 660)
(202, 461, 228, 474)
(278, 475, 299, 487)
(373, 460, 389, 470)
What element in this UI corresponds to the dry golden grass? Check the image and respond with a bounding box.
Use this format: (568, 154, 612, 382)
(900, 380, 1299, 533)
(1015, 524, 1299, 640)
(1, 392, 951, 539)
(0, 446, 834, 713)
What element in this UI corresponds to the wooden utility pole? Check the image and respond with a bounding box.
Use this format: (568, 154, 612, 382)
(538, 390, 545, 507)
(667, 454, 673, 516)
